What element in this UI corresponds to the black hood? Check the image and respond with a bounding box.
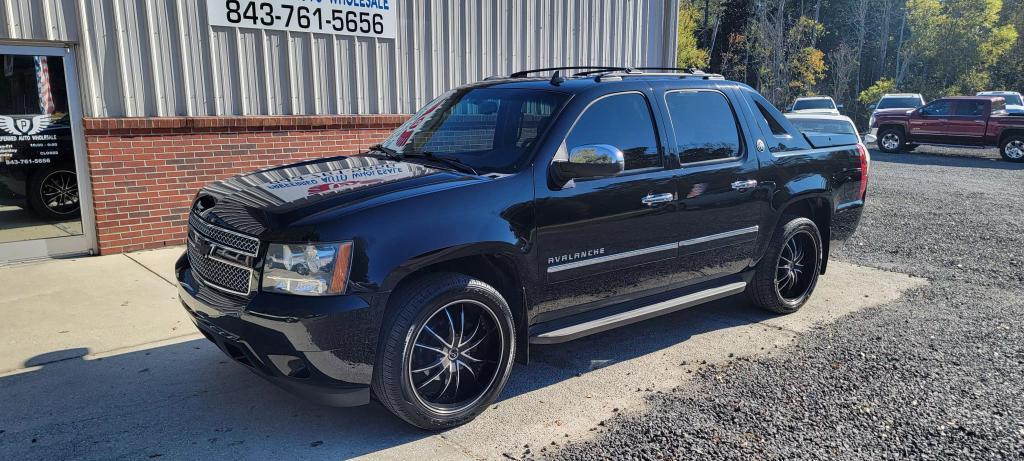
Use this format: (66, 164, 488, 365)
(192, 155, 475, 236)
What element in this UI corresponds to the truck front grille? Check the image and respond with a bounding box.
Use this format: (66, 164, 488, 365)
(187, 214, 260, 297)
(188, 213, 261, 255)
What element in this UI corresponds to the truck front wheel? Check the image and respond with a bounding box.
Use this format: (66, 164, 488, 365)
(746, 216, 823, 314)
(876, 128, 905, 153)
(373, 272, 516, 430)
(1000, 135, 1024, 162)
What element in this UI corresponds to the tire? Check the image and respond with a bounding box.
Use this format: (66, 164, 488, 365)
(372, 272, 516, 430)
(27, 165, 80, 221)
(999, 135, 1024, 163)
(746, 216, 823, 314)
(876, 127, 905, 153)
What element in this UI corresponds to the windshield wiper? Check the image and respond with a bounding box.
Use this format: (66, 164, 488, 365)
(403, 151, 479, 175)
(366, 144, 402, 160)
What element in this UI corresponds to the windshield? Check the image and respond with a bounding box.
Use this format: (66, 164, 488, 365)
(793, 99, 835, 110)
(788, 118, 857, 135)
(1002, 94, 1023, 106)
(380, 88, 569, 174)
(877, 97, 923, 109)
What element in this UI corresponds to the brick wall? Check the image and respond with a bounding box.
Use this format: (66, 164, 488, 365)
(83, 115, 408, 255)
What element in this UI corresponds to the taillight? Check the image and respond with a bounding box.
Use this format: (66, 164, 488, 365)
(856, 142, 870, 199)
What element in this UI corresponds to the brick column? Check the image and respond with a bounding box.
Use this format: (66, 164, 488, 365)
(83, 115, 408, 255)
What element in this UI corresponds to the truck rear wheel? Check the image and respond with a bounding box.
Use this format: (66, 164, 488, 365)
(1000, 135, 1024, 162)
(373, 272, 515, 430)
(746, 216, 822, 314)
(876, 128, 905, 153)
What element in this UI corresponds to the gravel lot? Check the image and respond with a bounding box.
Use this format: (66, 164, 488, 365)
(544, 147, 1024, 460)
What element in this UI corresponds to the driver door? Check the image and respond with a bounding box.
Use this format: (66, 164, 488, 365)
(909, 100, 953, 142)
(531, 91, 682, 320)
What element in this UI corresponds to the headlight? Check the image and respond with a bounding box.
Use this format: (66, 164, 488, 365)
(261, 242, 353, 296)
(868, 114, 876, 128)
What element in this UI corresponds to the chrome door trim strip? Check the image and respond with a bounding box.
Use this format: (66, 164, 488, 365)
(531, 281, 748, 343)
(679, 225, 759, 246)
(546, 226, 759, 273)
(547, 242, 677, 273)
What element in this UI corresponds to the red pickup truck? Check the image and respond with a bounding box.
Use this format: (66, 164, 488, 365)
(869, 96, 1024, 162)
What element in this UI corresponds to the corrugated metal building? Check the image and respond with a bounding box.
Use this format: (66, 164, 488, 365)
(0, 0, 679, 259)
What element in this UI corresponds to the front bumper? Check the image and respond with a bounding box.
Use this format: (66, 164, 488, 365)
(864, 127, 878, 144)
(176, 253, 386, 407)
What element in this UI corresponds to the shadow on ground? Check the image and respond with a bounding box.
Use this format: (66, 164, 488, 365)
(870, 148, 1023, 170)
(0, 293, 775, 459)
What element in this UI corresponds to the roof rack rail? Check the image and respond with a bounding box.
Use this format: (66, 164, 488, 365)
(630, 67, 725, 79)
(509, 66, 632, 78)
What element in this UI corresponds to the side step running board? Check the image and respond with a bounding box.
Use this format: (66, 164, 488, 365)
(529, 281, 747, 344)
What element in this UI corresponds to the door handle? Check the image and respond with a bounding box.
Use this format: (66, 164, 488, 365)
(731, 179, 758, 191)
(641, 192, 675, 206)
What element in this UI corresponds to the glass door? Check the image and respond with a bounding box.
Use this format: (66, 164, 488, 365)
(0, 44, 95, 262)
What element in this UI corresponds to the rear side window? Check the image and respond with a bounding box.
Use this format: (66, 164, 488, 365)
(955, 100, 987, 116)
(566, 93, 661, 171)
(665, 91, 742, 163)
(747, 91, 810, 153)
(756, 101, 788, 136)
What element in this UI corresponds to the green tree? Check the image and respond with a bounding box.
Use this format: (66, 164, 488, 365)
(677, 2, 710, 69)
(787, 17, 827, 98)
(858, 78, 897, 105)
(903, 0, 1018, 97)
(989, 1, 1024, 91)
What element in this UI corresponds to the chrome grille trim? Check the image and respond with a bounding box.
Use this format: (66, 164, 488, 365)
(186, 235, 254, 297)
(186, 213, 259, 298)
(188, 213, 260, 256)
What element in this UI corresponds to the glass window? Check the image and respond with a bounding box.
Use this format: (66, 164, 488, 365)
(955, 101, 987, 116)
(792, 99, 835, 110)
(788, 118, 858, 135)
(665, 91, 741, 163)
(0, 53, 84, 245)
(756, 101, 788, 136)
(920, 100, 953, 116)
(566, 93, 661, 171)
(381, 88, 569, 174)
(877, 97, 924, 109)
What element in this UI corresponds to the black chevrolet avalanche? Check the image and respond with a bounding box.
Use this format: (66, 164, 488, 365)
(177, 67, 868, 429)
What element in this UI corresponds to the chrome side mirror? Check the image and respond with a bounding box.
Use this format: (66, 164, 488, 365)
(551, 144, 625, 185)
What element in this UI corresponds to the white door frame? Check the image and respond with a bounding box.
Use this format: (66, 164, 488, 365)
(0, 42, 97, 261)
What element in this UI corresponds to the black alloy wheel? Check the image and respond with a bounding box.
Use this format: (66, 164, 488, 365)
(747, 215, 822, 314)
(373, 273, 515, 430)
(407, 299, 503, 413)
(775, 230, 817, 302)
(29, 167, 81, 220)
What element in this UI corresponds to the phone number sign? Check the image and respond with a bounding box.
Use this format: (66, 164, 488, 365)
(207, 0, 397, 39)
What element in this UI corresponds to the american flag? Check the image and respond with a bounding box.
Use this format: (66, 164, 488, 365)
(34, 56, 55, 115)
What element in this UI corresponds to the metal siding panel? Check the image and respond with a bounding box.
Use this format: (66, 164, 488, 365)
(0, 0, 674, 116)
(265, 30, 289, 115)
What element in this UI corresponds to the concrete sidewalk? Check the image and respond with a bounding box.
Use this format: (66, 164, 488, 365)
(0, 248, 926, 460)
(0, 246, 193, 373)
